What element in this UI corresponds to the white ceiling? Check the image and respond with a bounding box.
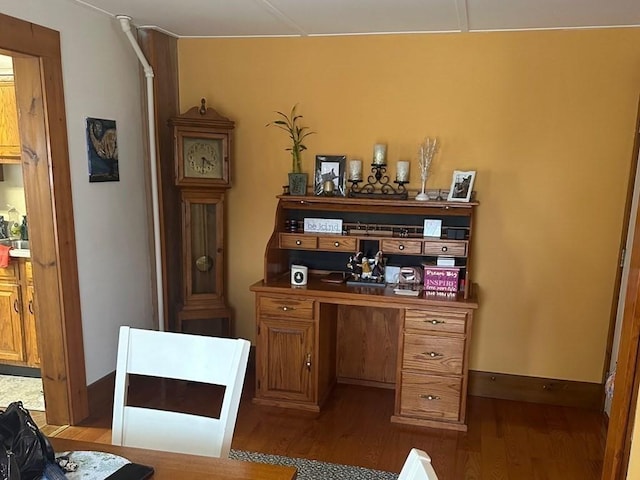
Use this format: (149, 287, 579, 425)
(71, 0, 640, 38)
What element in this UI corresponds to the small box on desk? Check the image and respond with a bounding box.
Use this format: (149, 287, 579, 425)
(423, 266, 460, 293)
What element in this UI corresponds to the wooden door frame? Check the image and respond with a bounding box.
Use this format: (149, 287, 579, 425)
(602, 101, 640, 479)
(0, 13, 88, 425)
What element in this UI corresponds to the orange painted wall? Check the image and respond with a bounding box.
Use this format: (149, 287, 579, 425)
(178, 28, 640, 383)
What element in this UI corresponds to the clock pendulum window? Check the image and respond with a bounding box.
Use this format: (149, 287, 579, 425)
(168, 98, 234, 336)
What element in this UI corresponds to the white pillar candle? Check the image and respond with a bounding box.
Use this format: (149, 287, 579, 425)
(349, 160, 363, 181)
(373, 144, 387, 165)
(396, 161, 410, 182)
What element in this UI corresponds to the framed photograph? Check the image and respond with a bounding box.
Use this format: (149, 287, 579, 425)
(447, 170, 476, 202)
(86, 117, 119, 183)
(315, 155, 346, 196)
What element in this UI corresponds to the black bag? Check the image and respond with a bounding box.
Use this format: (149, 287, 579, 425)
(0, 402, 54, 480)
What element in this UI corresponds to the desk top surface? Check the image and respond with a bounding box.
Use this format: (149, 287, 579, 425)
(251, 274, 479, 309)
(50, 438, 297, 480)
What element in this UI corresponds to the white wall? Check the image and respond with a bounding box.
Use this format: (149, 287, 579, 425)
(0, 0, 154, 384)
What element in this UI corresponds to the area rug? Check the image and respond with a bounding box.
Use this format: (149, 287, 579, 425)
(229, 450, 398, 480)
(0, 374, 45, 411)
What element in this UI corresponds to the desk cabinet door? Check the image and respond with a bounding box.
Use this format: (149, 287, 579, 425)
(257, 318, 315, 403)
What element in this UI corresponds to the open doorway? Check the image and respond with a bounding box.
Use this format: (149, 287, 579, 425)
(0, 52, 44, 414)
(0, 13, 88, 426)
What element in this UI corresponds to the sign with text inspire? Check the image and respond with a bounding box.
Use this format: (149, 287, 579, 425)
(423, 266, 460, 292)
(303, 218, 343, 234)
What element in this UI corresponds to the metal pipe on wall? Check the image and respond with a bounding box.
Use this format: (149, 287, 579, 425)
(116, 15, 165, 332)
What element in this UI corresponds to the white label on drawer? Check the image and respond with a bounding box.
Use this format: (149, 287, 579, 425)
(303, 218, 343, 234)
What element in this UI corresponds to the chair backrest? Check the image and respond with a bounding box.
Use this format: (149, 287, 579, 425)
(111, 326, 250, 458)
(397, 448, 439, 480)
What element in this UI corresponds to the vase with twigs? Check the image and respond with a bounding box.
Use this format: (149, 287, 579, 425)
(415, 137, 438, 201)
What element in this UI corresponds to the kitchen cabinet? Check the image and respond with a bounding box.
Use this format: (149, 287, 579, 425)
(0, 258, 39, 367)
(22, 260, 40, 366)
(0, 80, 21, 163)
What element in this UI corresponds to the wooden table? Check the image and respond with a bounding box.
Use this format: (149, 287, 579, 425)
(50, 438, 297, 480)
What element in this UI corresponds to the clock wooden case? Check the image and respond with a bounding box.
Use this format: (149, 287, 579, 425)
(170, 98, 234, 188)
(169, 99, 235, 335)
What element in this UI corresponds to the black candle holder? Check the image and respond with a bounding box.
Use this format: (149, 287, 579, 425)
(348, 163, 408, 200)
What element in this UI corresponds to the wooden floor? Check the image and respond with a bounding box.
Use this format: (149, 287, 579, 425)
(39, 369, 607, 480)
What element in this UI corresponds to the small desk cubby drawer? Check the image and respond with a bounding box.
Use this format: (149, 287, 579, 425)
(399, 372, 461, 421)
(317, 236, 357, 252)
(381, 239, 422, 255)
(402, 333, 464, 375)
(259, 295, 314, 320)
(405, 309, 467, 335)
(423, 240, 467, 257)
(280, 233, 318, 250)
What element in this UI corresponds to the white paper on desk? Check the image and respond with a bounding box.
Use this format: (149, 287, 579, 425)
(423, 219, 442, 237)
(385, 265, 400, 284)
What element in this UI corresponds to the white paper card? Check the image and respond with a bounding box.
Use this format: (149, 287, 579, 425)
(304, 218, 343, 234)
(423, 219, 442, 237)
(385, 265, 401, 284)
(437, 256, 456, 266)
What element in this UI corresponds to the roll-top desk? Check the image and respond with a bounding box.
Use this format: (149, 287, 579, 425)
(250, 195, 479, 431)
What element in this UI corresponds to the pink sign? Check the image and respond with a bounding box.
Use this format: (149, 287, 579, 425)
(423, 266, 460, 292)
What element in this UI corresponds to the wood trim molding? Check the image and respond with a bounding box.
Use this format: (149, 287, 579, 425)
(602, 97, 640, 480)
(468, 370, 603, 410)
(0, 12, 88, 425)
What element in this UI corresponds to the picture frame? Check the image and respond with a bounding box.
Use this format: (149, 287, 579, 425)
(315, 155, 347, 196)
(86, 117, 119, 183)
(447, 170, 476, 202)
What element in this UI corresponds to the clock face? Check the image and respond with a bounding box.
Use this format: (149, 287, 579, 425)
(183, 137, 223, 179)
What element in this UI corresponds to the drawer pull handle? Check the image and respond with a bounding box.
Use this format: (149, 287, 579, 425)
(426, 319, 445, 325)
(441, 246, 448, 252)
(419, 394, 440, 401)
(295, 240, 302, 246)
(28, 300, 34, 315)
(334, 241, 340, 247)
(305, 353, 312, 371)
(13, 299, 19, 313)
(281, 306, 296, 312)
(424, 351, 443, 358)
(399, 244, 405, 251)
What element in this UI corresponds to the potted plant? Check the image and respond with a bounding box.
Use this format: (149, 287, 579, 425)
(267, 104, 315, 195)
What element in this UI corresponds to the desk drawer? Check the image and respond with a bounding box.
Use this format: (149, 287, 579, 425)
(403, 334, 464, 375)
(405, 309, 467, 335)
(399, 372, 461, 421)
(280, 233, 318, 250)
(259, 295, 314, 320)
(381, 239, 422, 255)
(317, 236, 357, 252)
(423, 240, 467, 257)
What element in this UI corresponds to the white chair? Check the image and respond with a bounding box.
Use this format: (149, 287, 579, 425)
(397, 448, 440, 480)
(111, 326, 250, 458)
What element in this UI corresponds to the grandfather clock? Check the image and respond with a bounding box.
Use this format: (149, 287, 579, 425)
(169, 99, 234, 336)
